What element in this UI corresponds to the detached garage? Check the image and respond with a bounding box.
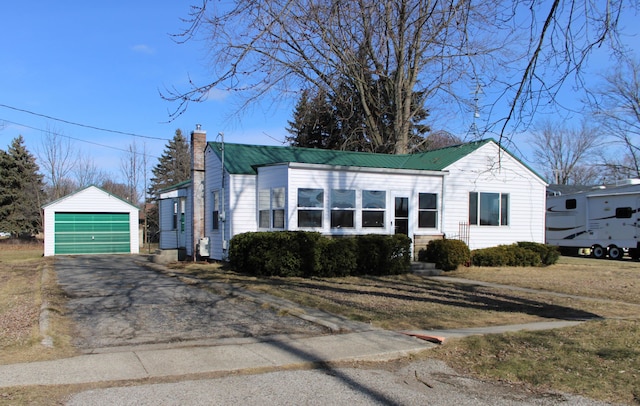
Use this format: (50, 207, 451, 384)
(43, 185, 139, 256)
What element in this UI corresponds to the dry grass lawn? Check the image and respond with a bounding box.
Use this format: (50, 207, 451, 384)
(0, 244, 76, 365)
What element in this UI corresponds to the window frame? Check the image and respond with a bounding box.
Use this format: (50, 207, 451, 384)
(418, 192, 438, 228)
(469, 192, 510, 226)
(362, 190, 386, 228)
(330, 189, 355, 229)
(258, 187, 286, 229)
(297, 188, 324, 228)
(212, 190, 220, 230)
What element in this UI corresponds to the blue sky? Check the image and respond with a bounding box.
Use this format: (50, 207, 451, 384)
(1, 2, 638, 185)
(0, 2, 293, 182)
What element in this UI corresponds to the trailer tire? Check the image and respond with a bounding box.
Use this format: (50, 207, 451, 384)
(608, 245, 623, 260)
(591, 245, 606, 259)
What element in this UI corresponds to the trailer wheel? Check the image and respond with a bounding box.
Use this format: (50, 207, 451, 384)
(608, 245, 623, 260)
(591, 245, 606, 259)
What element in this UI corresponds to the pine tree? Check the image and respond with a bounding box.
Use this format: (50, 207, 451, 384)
(287, 77, 431, 153)
(148, 129, 191, 199)
(286, 88, 346, 150)
(0, 136, 45, 236)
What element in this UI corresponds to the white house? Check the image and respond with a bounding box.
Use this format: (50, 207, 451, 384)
(157, 127, 547, 261)
(42, 185, 140, 256)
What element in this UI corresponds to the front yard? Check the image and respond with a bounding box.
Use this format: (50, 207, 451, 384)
(1, 247, 638, 404)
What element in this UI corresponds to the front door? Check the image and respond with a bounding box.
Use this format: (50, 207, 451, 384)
(394, 196, 409, 235)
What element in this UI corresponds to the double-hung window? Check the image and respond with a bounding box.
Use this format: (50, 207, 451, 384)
(259, 187, 285, 229)
(418, 193, 438, 228)
(469, 192, 509, 226)
(362, 190, 385, 228)
(297, 188, 324, 227)
(173, 198, 186, 231)
(331, 189, 355, 228)
(212, 190, 220, 230)
(271, 187, 285, 229)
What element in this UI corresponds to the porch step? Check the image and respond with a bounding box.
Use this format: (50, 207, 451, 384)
(410, 262, 443, 276)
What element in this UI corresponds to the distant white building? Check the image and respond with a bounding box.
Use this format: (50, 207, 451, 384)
(158, 127, 547, 261)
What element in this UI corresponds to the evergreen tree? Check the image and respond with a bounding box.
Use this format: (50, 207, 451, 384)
(148, 129, 191, 199)
(286, 89, 343, 150)
(287, 76, 431, 153)
(0, 136, 45, 236)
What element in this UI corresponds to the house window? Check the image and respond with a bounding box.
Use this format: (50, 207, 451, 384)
(172, 201, 178, 230)
(469, 192, 509, 226)
(272, 187, 285, 229)
(212, 190, 220, 230)
(566, 199, 577, 210)
(258, 189, 270, 228)
(179, 197, 186, 232)
(258, 187, 286, 229)
(331, 189, 355, 228)
(173, 198, 186, 231)
(298, 188, 323, 228)
(418, 193, 438, 228)
(362, 190, 385, 228)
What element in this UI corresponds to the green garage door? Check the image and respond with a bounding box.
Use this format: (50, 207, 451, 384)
(54, 213, 131, 255)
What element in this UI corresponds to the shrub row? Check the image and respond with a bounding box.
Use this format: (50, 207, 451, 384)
(471, 242, 560, 267)
(418, 239, 471, 271)
(228, 231, 411, 277)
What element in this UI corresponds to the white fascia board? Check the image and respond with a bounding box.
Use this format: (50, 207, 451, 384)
(284, 162, 448, 177)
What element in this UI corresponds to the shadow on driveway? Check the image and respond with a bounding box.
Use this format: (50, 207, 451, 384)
(53, 255, 330, 351)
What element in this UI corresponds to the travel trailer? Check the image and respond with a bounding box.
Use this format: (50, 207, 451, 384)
(546, 182, 640, 259)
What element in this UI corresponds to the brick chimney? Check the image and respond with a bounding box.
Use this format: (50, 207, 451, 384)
(191, 124, 206, 258)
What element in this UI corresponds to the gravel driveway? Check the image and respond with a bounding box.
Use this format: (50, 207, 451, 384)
(53, 256, 329, 351)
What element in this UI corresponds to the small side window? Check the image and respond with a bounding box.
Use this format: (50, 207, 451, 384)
(565, 199, 577, 210)
(616, 207, 633, 219)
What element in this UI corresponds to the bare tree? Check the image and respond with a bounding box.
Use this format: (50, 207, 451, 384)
(74, 152, 107, 188)
(529, 120, 602, 185)
(590, 56, 640, 178)
(38, 126, 77, 200)
(164, 0, 627, 153)
(120, 140, 147, 205)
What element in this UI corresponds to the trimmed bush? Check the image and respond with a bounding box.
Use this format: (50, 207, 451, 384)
(355, 234, 412, 275)
(516, 241, 560, 266)
(471, 244, 543, 267)
(421, 239, 471, 271)
(228, 231, 322, 276)
(229, 231, 411, 277)
(317, 237, 357, 277)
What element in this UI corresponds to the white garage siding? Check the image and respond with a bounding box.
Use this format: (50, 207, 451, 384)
(43, 186, 139, 256)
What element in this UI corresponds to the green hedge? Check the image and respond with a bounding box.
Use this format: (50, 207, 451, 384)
(228, 232, 411, 277)
(516, 241, 560, 265)
(419, 239, 470, 271)
(471, 242, 560, 267)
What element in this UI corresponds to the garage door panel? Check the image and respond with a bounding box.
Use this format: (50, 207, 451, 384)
(54, 213, 131, 255)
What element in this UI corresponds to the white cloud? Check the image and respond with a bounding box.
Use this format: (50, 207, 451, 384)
(131, 44, 155, 55)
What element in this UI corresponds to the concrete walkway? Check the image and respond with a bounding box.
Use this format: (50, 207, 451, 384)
(0, 330, 433, 388)
(0, 319, 590, 389)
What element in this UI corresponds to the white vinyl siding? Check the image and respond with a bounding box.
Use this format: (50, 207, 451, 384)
(285, 164, 444, 239)
(441, 142, 546, 250)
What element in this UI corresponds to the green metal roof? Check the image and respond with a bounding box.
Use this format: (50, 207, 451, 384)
(207, 139, 497, 175)
(157, 179, 191, 194)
